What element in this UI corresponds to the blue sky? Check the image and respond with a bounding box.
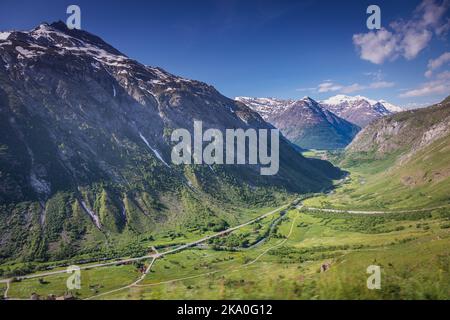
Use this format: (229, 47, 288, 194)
(0, 0, 449, 108)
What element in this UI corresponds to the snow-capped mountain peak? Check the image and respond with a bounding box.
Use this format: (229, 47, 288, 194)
(0, 32, 11, 40)
(0, 21, 209, 106)
(322, 95, 377, 106)
(301, 96, 319, 104)
(236, 96, 360, 150)
(320, 95, 402, 127)
(321, 95, 402, 112)
(378, 100, 403, 112)
(235, 97, 296, 120)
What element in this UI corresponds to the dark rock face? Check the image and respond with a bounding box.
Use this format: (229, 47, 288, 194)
(236, 97, 360, 150)
(0, 22, 342, 261)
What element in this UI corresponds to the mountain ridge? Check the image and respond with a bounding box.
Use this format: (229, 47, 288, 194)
(236, 96, 361, 150)
(320, 95, 403, 127)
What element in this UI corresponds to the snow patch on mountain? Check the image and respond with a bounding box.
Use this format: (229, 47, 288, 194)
(27, 23, 131, 67)
(320, 95, 402, 127)
(121, 205, 127, 220)
(139, 132, 170, 167)
(80, 200, 102, 229)
(0, 32, 11, 40)
(235, 97, 296, 120)
(30, 173, 51, 196)
(16, 46, 43, 59)
(378, 100, 403, 113)
(322, 95, 375, 106)
(321, 95, 402, 113)
(236, 96, 361, 149)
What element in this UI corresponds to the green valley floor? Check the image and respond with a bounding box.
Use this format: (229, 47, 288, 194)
(2, 188, 449, 300)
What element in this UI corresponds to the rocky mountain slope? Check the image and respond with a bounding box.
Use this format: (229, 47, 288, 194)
(236, 96, 360, 150)
(321, 95, 403, 127)
(346, 96, 450, 160)
(340, 96, 450, 208)
(0, 22, 342, 262)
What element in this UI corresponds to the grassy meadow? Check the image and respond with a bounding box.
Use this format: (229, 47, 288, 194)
(5, 206, 449, 300)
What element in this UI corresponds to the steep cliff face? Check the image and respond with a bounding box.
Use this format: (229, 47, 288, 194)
(346, 97, 450, 161)
(0, 22, 342, 262)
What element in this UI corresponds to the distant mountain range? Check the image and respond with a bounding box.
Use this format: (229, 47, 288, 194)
(0, 22, 342, 262)
(236, 96, 360, 150)
(320, 95, 403, 127)
(236, 95, 403, 150)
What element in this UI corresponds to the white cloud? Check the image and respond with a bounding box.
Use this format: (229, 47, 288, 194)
(416, 0, 450, 30)
(401, 29, 432, 60)
(364, 70, 384, 81)
(341, 83, 365, 94)
(317, 81, 343, 93)
(399, 73, 450, 98)
(436, 70, 450, 80)
(404, 101, 436, 109)
(399, 82, 448, 97)
(353, 0, 449, 64)
(402, 50, 450, 98)
(305, 80, 395, 94)
(436, 18, 450, 35)
(370, 81, 396, 89)
(353, 29, 398, 64)
(425, 51, 450, 77)
(295, 87, 316, 92)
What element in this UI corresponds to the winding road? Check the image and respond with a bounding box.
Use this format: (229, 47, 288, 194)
(4, 193, 448, 300)
(0, 203, 290, 291)
(88, 215, 299, 299)
(299, 203, 450, 215)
